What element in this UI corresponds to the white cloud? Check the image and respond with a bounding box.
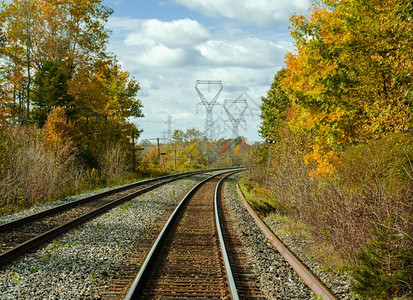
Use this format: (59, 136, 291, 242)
(125, 18, 210, 48)
(195, 38, 285, 67)
(137, 45, 187, 67)
(174, 0, 309, 26)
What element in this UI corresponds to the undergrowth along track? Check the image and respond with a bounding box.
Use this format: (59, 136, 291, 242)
(236, 182, 337, 300)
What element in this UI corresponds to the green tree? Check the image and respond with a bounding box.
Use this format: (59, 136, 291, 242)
(259, 68, 290, 140)
(32, 60, 74, 127)
(353, 225, 412, 299)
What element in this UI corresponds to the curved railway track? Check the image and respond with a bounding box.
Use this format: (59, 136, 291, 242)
(0, 169, 223, 265)
(124, 171, 264, 299)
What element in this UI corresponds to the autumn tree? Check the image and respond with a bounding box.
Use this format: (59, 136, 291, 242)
(0, 0, 144, 172)
(258, 1, 413, 297)
(277, 0, 413, 176)
(0, 0, 113, 122)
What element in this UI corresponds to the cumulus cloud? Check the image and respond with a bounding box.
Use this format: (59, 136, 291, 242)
(125, 18, 210, 48)
(195, 38, 285, 67)
(105, 13, 292, 142)
(174, 0, 309, 26)
(137, 45, 188, 67)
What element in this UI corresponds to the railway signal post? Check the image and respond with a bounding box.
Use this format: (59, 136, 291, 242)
(265, 139, 276, 188)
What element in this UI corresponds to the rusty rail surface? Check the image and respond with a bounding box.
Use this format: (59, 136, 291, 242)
(236, 183, 337, 300)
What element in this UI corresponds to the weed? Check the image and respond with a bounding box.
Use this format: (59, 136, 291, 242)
(170, 190, 176, 198)
(90, 271, 96, 279)
(29, 265, 38, 273)
(95, 222, 102, 229)
(121, 202, 130, 211)
(11, 272, 21, 284)
(42, 252, 52, 262)
(51, 240, 58, 252)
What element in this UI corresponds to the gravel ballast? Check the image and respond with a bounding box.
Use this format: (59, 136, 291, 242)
(0, 173, 212, 299)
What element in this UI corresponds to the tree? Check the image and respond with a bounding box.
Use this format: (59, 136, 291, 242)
(0, 0, 114, 123)
(259, 68, 290, 140)
(32, 60, 74, 127)
(279, 0, 413, 176)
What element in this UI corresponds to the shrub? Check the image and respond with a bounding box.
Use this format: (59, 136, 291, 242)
(249, 131, 412, 298)
(352, 224, 412, 299)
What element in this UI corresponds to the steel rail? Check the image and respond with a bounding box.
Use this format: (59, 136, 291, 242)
(214, 173, 240, 300)
(0, 170, 220, 265)
(0, 170, 208, 232)
(236, 183, 337, 300)
(124, 169, 242, 300)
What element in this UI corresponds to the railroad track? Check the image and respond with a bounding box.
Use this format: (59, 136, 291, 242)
(123, 171, 264, 299)
(235, 182, 337, 300)
(0, 169, 224, 265)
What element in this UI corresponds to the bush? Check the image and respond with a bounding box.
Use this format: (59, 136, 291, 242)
(352, 224, 412, 299)
(0, 125, 138, 214)
(0, 126, 83, 211)
(249, 131, 412, 298)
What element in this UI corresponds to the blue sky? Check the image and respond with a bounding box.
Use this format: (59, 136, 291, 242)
(102, 0, 310, 143)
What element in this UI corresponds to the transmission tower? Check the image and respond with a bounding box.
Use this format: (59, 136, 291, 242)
(237, 91, 260, 120)
(223, 99, 247, 139)
(165, 115, 172, 144)
(195, 80, 223, 140)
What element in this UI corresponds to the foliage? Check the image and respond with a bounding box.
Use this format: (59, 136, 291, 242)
(352, 224, 412, 299)
(250, 130, 412, 298)
(265, 0, 413, 176)
(32, 60, 74, 127)
(0, 124, 140, 214)
(259, 4, 413, 294)
(0, 0, 143, 171)
(259, 68, 290, 140)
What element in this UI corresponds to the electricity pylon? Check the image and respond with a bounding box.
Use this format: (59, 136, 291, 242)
(223, 99, 247, 139)
(237, 91, 260, 120)
(195, 80, 223, 140)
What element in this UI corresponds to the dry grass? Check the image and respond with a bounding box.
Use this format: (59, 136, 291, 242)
(246, 132, 412, 278)
(0, 125, 136, 214)
(99, 143, 129, 183)
(0, 126, 83, 212)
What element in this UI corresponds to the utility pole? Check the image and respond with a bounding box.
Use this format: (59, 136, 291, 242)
(156, 138, 160, 164)
(174, 145, 177, 171)
(265, 139, 276, 188)
(149, 137, 166, 166)
(131, 133, 136, 171)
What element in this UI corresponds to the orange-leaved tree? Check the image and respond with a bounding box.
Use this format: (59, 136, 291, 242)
(281, 0, 412, 176)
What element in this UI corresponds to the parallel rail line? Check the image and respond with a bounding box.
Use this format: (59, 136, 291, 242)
(236, 182, 337, 300)
(0, 169, 222, 265)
